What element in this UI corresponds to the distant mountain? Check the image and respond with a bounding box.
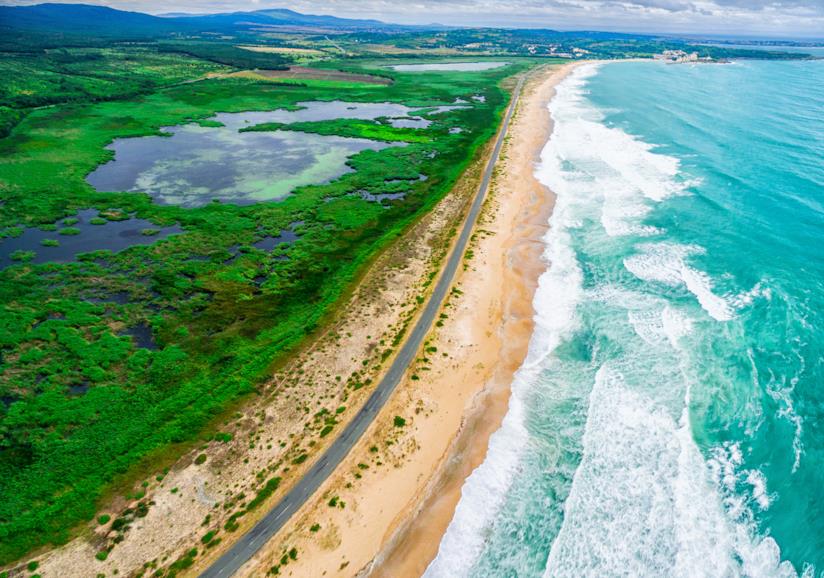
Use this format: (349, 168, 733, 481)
(0, 3, 183, 35)
(173, 8, 390, 29)
(0, 3, 411, 37)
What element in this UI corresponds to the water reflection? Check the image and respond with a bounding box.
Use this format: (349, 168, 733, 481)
(0, 209, 182, 269)
(87, 101, 420, 207)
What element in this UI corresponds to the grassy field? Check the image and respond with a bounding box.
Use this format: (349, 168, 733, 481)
(0, 40, 533, 563)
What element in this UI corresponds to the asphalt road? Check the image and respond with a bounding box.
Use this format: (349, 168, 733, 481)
(199, 75, 525, 578)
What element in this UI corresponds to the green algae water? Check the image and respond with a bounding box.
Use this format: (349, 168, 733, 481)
(426, 59, 824, 577)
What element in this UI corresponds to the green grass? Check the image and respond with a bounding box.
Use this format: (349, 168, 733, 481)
(0, 43, 530, 563)
(0, 47, 230, 137)
(241, 118, 433, 143)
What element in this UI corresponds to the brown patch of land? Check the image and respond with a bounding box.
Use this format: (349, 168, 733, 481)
(213, 66, 392, 85)
(237, 45, 326, 56)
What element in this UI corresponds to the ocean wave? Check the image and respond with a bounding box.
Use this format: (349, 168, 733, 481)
(423, 67, 589, 577)
(544, 365, 797, 578)
(428, 61, 803, 578)
(623, 242, 735, 321)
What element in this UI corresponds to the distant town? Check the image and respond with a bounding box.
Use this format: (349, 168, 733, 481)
(655, 49, 718, 63)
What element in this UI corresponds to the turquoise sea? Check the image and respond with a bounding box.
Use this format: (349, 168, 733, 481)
(426, 58, 824, 577)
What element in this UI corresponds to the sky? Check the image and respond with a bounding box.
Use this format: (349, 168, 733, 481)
(4, 0, 824, 38)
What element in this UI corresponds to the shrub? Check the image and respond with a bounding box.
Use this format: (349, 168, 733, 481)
(97, 514, 111, 525)
(310, 524, 320, 532)
(393, 416, 406, 428)
(245, 477, 281, 511)
(10, 250, 34, 262)
(40, 239, 59, 247)
(59, 227, 81, 236)
(89, 217, 107, 225)
(201, 530, 217, 544)
(206, 538, 222, 549)
(195, 453, 207, 465)
(95, 551, 108, 561)
(27, 561, 39, 571)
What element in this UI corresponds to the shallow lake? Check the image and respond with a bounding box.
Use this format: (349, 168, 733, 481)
(390, 62, 508, 72)
(86, 101, 427, 207)
(0, 209, 182, 268)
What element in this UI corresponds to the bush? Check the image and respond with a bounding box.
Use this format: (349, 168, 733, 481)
(97, 514, 111, 525)
(195, 453, 207, 465)
(206, 537, 222, 549)
(95, 551, 108, 561)
(201, 530, 216, 544)
(27, 561, 39, 572)
(393, 416, 406, 428)
(10, 250, 34, 262)
(59, 227, 81, 236)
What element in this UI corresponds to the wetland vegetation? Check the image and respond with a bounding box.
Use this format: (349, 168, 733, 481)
(0, 16, 530, 563)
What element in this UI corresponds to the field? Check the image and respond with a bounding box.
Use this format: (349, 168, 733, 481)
(0, 34, 530, 564)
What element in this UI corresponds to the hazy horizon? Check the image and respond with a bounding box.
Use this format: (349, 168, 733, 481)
(2, 0, 824, 39)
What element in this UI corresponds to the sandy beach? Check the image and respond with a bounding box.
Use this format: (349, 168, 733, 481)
(234, 61, 583, 578)
(369, 61, 582, 578)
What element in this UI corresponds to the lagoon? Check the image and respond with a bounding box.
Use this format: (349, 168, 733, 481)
(86, 101, 428, 207)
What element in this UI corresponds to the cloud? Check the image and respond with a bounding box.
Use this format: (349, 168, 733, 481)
(3, 0, 824, 36)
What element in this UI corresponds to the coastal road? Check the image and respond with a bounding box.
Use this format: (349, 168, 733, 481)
(199, 74, 526, 578)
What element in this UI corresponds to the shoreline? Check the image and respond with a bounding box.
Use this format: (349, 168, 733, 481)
(229, 62, 584, 578)
(368, 61, 583, 578)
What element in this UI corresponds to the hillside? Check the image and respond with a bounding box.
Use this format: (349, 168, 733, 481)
(0, 3, 407, 37)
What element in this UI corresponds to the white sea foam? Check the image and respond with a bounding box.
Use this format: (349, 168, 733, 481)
(541, 66, 690, 240)
(544, 365, 736, 577)
(428, 62, 795, 578)
(544, 365, 795, 578)
(538, 65, 796, 578)
(624, 242, 736, 321)
(626, 301, 694, 348)
(423, 66, 590, 578)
